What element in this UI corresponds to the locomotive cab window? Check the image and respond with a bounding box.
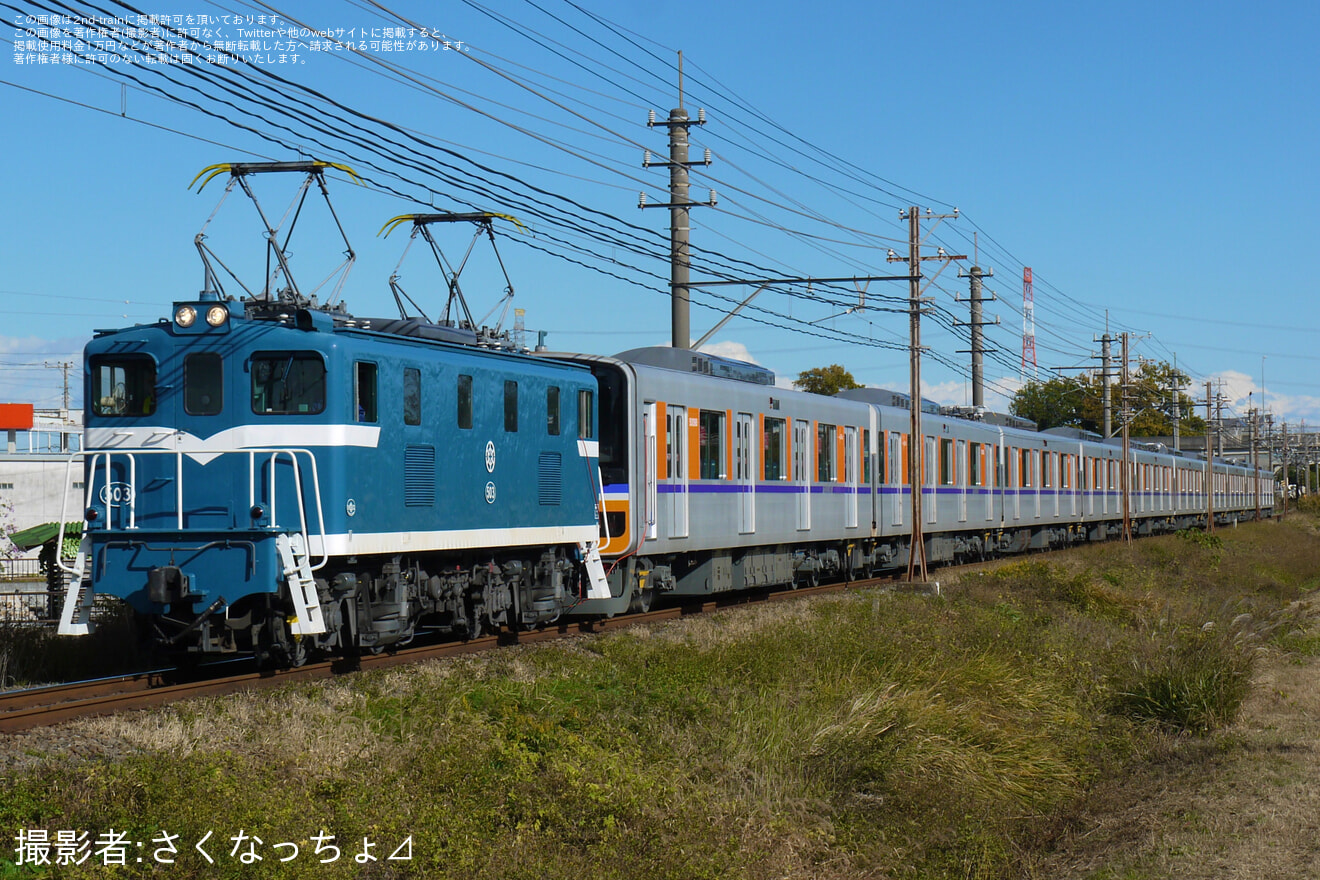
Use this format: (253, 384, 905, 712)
(184, 352, 223, 415)
(578, 389, 595, 439)
(355, 362, 378, 423)
(91, 356, 157, 417)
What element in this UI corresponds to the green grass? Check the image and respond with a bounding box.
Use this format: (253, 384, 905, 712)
(2, 514, 1319, 879)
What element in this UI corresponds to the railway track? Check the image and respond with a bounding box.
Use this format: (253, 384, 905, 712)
(0, 575, 889, 733)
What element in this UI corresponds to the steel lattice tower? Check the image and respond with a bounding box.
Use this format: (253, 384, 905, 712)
(1021, 266, 1037, 381)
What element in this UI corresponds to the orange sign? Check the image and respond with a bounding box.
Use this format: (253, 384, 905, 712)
(0, 403, 34, 430)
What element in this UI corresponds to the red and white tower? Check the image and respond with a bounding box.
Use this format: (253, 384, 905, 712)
(1021, 266, 1037, 382)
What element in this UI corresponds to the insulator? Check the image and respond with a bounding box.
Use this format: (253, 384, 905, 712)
(708, 189, 718, 206)
(697, 107, 706, 124)
(648, 109, 656, 126)
(703, 148, 712, 165)
(638, 192, 647, 208)
(643, 150, 651, 166)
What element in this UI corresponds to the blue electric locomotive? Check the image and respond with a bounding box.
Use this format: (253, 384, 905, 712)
(59, 295, 611, 662)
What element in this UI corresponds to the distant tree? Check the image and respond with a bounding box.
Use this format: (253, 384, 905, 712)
(795, 364, 862, 396)
(1010, 360, 1206, 437)
(1010, 375, 1090, 431)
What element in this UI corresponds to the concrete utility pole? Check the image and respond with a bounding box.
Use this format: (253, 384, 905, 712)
(1170, 370, 1182, 452)
(1121, 333, 1132, 543)
(889, 207, 964, 583)
(1282, 421, 1290, 517)
(956, 264, 996, 408)
(1251, 406, 1261, 521)
(640, 52, 714, 350)
(1205, 380, 1215, 533)
(1096, 332, 1114, 438)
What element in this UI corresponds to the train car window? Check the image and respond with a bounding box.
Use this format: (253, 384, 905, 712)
(863, 429, 872, 484)
(941, 438, 954, 485)
(457, 375, 473, 429)
(878, 431, 888, 484)
(403, 367, 421, 426)
(547, 386, 561, 436)
(504, 380, 518, 432)
(184, 353, 222, 416)
(91, 356, 157, 417)
(700, 410, 726, 479)
(970, 442, 982, 486)
(251, 352, 325, 415)
(816, 423, 835, 482)
(356, 362, 378, 423)
(764, 417, 786, 480)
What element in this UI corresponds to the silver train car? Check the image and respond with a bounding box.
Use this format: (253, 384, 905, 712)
(547, 347, 1271, 617)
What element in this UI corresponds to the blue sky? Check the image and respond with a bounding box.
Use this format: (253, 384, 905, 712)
(3, 0, 1317, 434)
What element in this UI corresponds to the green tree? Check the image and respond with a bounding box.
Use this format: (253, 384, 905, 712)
(1010, 360, 1206, 437)
(794, 364, 862, 396)
(1009, 375, 1090, 431)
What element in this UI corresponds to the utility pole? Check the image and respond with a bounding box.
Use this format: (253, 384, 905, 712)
(640, 52, 715, 350)
(888, 207, 964, 582)
(1251, 404, 1261, 521)
(1095, 332, 1115, 438)
(1120, 332, 1132, 543)
(956, 264, 996, 408)
(1215, 380, 1226, 457)
(1281, 421, 1290, 517)
(1170, 369, 1182, 452)
(1205, 380, 1215, 533)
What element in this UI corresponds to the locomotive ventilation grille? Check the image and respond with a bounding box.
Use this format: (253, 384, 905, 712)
(538, 452, 562, 506)
(405, 445, 436, 507)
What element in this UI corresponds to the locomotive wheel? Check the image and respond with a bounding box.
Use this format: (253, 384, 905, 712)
(628, 586, 654, 614)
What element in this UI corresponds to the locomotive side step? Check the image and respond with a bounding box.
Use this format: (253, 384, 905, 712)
(275, 533, 327, 635)
(578, 541, 611, 600)
(57, 536, 96, 636)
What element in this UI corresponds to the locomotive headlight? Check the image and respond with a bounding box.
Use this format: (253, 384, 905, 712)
(205, 305, 229, 327)
(174, 305, 197, 328)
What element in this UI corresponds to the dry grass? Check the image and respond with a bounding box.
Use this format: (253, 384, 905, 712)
(3, 515, 1320, 880)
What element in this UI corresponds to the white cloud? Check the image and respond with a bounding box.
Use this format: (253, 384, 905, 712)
(695, 340, 760, 365)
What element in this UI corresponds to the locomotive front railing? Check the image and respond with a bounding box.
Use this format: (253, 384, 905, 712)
(56, 446, 328, 578)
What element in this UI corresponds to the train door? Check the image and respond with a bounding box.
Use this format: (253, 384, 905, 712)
(844, 426, 859, 529)
(957, 439, 968, 523)
(891, 431, 903, 526)
(794, 418, 810, 531)
(643, 403, 659, 540)
(667, 405, 688, 539)
(1033, 450, 1042, 519)
(925, 436, 937, 525)
(1012, 448, 1021, 521)
(735, 412, 755, 534)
